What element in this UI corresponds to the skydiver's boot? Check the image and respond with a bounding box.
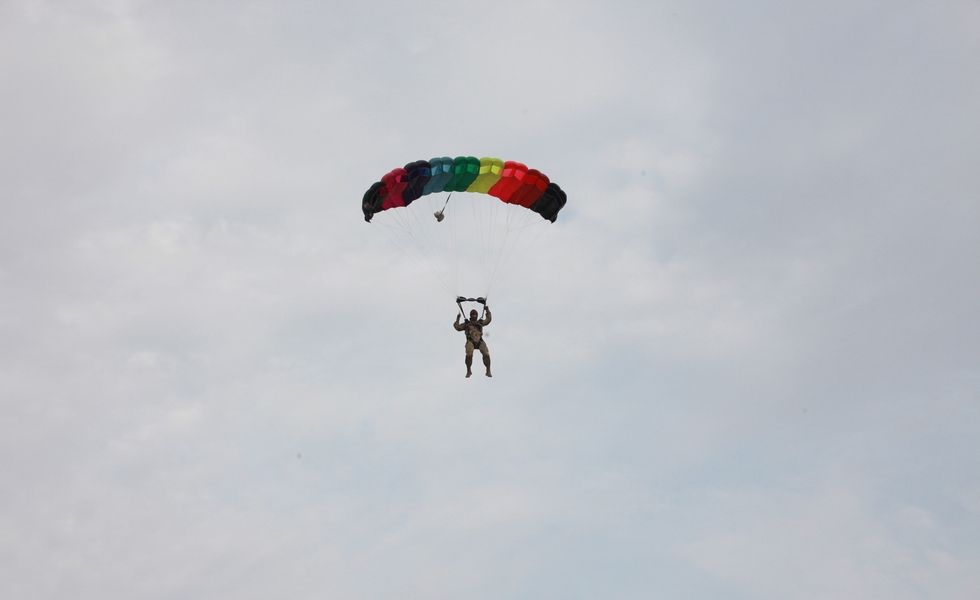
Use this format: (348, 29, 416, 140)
(484, 354, 492, 377)
(465, 356, 473, 378)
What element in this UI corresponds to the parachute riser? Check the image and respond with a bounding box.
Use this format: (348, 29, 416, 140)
(456, 295, 487, 319)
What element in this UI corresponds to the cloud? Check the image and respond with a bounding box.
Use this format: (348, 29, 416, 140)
(1, 1, 978, 598)
(682, 488, 980, 600)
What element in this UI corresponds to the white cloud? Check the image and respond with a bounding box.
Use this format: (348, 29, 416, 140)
(1, 1, 978, 598)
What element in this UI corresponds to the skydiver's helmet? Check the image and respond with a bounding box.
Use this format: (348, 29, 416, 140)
(470, 309, 479, 320)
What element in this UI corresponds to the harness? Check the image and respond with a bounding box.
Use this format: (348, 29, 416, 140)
(464, 320, 483, 345)
(456, 296, 487, 346)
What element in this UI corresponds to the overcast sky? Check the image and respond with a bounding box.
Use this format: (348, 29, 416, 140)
(2, 1, 979, 598)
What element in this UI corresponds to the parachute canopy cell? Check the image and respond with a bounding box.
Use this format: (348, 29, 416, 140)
(362, 156, 566, 223)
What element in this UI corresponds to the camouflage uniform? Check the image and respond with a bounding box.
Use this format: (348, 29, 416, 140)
(454, 309, 491, 358)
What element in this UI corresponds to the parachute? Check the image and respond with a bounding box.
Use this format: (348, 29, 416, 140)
(362, 156, 567, 301)
(362, 157, 567, 223)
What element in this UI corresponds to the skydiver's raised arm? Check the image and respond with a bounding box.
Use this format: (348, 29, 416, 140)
(481, 307, 491, 326)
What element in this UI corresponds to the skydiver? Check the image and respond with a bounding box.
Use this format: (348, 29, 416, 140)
(454, 307, 492, 378)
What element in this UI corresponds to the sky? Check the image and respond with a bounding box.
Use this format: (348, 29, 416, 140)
(1, 1, 979, 598)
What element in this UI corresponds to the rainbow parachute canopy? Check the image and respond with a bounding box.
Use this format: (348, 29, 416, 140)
(362, 156, 567, 223)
